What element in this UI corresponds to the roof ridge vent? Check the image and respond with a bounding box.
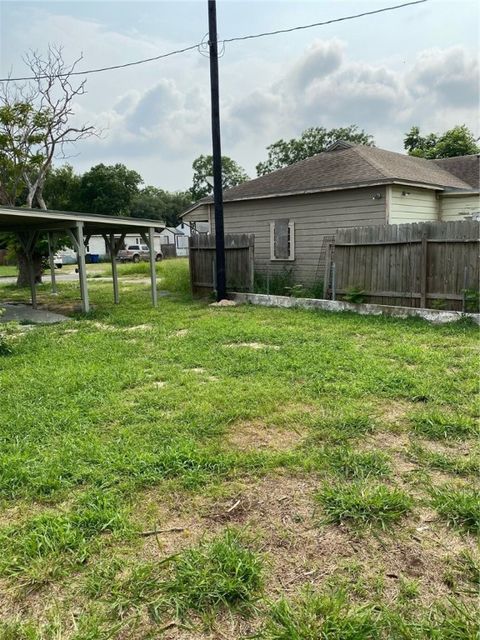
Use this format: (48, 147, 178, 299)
(326, 140, 355, 152)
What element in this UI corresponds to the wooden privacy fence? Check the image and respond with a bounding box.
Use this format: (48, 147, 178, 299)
(324, 220, 480, 311)
(160, 243, 177, 259)
(189, 233, 254, 295)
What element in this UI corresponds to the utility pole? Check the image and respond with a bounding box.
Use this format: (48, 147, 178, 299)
(208, 0, 226, 301)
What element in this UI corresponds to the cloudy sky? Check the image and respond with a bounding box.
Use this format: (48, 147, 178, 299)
(1, 0, 478, 190)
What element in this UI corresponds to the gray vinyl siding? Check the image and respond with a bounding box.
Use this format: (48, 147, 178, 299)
(389, 185, 439, 223)
(202, 187, 387, 284)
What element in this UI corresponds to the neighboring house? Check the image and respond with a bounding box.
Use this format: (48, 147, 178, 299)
(180, 142, 479, 284)
(159, 226, 189, 257)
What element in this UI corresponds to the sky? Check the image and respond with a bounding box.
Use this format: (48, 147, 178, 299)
(0, 0, 478, 191)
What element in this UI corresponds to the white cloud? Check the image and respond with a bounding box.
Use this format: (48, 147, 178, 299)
(2, 7, 478, 189)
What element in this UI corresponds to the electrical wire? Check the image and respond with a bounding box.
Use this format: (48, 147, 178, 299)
(0, 0, 428, 82)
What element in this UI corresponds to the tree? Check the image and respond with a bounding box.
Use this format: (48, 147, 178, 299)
(0, 46, 96, 209)
(0, 101, 45, 206)
(129, 186, 193, 227)
(191, 154, 249, 201)
(43, 164, 80, 211)
(0, 46, 96, 285)
(404, 125, 480, 159)
(256, 125, 374, 176)
(77, 163, 143, 216)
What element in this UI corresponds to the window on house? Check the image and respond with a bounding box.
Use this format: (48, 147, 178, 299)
(270, 219, 295, 260)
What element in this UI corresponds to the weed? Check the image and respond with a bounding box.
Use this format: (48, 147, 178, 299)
(317, 482, 412, 529)
(431, 486, 480, 534)
(343, 286, 367, 304)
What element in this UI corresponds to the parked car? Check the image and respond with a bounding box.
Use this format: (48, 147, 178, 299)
(117, 244, 162, 263)
(53, 253, 63, 268)
(42, 253, 63, 270)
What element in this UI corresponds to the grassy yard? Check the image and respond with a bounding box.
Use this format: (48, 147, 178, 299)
(0, 260, 478, 639)
(0, 266, 18, 278)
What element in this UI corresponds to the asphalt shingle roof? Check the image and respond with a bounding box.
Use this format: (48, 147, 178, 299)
(432, 155, 480, 190)
(221, 145, 473, 203)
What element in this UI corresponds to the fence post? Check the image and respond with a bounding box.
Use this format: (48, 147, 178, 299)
(331, 262, 336, 301)
(462, 265, 468, 312)
(323, 243, 331, 299)
(420, 235, 427, 308)
(248, 234, 255, 292)
(188, 236, 195, 295)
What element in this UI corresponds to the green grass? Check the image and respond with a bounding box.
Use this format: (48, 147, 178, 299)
(324, 448, 391, 479)
(0, 258, 478, 636)
(0, 265, 17, 277)
(431, 486, 480, 534)
(411, 411, 478, 440)
(257, 590, 382, 639)
(317, 482, 413, 529)
(110, 529, 263, 623)
(408, 444, 479, 477)
(0, 490, 129, 582)
(257, 590, 479, 640)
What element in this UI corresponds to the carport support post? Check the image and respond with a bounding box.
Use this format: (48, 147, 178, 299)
(74, 222, 89, 313)
(110, 234, 120, 304)
(47, 232, 57, 294)
(148, 227, 157, 307)
(17, 231, 38, 309)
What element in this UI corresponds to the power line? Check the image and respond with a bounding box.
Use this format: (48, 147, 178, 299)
(0, 0, 427, 82)
(222, 0, 427, 44)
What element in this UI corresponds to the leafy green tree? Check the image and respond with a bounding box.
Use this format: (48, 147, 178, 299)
(191, 154, 249, 201)
(256, 125, 374, 176)
(43, 164, 81, 211)
(0, 102, 46, 206)
(129, 186, 193, 227)
(404, 125, 480, 159)
(77, 163, 143, 215)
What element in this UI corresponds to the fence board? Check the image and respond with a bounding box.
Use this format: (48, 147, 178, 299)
(325, 221, 479, 311)
(189, 233, 255, 295)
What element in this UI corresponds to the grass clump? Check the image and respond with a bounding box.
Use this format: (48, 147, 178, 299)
(408, 444, 479, 477)
(411, 411, 478, 440)
(112, 529, 263, 624)
(317, 482, 412, 529)
(326, 448, 391, 480)
(431, 486, 480, 534)
(257, 589, 382, 639)
(158, 529, 263, 618)
(0, 490, 129, 580)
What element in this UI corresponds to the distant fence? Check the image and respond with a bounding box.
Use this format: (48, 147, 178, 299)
(189, 233, 254, 295)
(161, 244, 177, 259)
(324, 220, 480, 311)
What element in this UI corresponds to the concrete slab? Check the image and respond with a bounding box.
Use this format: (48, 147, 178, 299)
(231, 293, 480, 325)
(0, 303, 69, 324)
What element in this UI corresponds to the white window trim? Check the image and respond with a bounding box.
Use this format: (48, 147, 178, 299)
(270, 220, 295, 261)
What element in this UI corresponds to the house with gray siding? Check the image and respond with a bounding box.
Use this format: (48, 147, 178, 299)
(181, 142, 479, 285)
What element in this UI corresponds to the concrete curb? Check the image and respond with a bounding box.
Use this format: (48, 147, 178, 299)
(231, 293, 480, 325)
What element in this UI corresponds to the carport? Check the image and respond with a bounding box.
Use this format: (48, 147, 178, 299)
(0, 206, 165, 313)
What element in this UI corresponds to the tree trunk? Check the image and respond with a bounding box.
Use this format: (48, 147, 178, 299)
(16, 250, 44, 287)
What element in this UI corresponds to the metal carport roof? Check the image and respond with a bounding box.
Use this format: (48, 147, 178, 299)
(0, 206, 166, 313)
